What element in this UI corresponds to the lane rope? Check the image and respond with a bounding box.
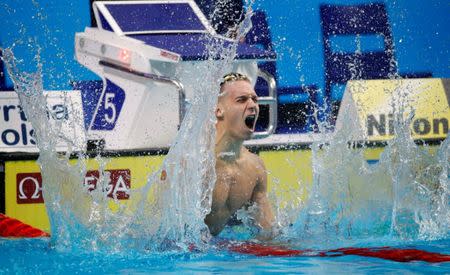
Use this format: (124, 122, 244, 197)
(228, 242, 450, 263)
(0, 214, 50, 238)
(1, 214, 448, 263)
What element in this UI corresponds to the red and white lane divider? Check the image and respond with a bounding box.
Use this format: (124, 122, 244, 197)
(1, 213, 449, 263)
(0, 214, 50, 238)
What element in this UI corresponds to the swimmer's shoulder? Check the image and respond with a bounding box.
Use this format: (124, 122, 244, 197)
(242, 147, 266, 171)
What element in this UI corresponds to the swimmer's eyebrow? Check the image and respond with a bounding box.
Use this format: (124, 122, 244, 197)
(235, 95, 258, 102)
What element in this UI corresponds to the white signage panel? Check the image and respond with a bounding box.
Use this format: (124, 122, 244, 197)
(0, 91, 86, 153)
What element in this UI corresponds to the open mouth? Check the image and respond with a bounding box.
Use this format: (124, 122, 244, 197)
(244, 114, 256, 130)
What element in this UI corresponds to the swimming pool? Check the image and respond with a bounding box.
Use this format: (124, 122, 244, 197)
(1, 237, 449, 273)
(1, 1, 449, 273)
(2, 39, 450, 274)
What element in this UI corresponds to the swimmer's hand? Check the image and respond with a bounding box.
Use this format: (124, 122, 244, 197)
(255, 224, 281, 242)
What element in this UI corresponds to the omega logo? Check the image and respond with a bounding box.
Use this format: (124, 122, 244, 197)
(15, 170, 131, 204)
(16, 173, 44, 204)
(18, 177, 40, 199)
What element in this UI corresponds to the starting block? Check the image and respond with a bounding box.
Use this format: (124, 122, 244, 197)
(75, 0, 278, 151)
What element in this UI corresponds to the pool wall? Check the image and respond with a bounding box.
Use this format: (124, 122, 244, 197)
(2, 144, 440, 233)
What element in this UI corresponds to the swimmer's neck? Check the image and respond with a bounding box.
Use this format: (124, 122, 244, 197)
(215, 133, 244, 162)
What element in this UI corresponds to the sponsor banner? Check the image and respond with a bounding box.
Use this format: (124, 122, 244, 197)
(0, 91, 85, 153)
(5, 155, 164, 232)
(16, 169, 131, 204)
(84, 169, 131, 200)
(336, 78, 450, 141)
(3, 145, 441, 232)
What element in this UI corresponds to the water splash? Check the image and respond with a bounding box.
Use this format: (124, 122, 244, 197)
(123, 5, 257, 250)
(3, 48, 92, 249)
(284, 82, 450, 249)
(3, 4, 257, 252)
(266, 24, 449, 248)
(3, 0, 448, 253)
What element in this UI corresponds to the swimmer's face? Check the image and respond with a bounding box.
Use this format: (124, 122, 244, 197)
(216, 80, 259, 140)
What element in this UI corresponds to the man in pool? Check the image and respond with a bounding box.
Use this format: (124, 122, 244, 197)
(204, 72, 275, 238)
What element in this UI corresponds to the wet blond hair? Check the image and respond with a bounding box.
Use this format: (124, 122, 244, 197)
(220, 72, 250, 87)
(219, 72, 251, 98)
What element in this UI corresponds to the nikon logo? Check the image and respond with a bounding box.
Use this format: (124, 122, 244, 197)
(367, 114, 449, 136)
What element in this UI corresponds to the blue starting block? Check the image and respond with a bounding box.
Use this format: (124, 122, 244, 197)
(75, 0, 277, 151)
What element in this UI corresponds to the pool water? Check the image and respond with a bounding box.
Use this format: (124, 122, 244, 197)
(1, 237, 449, 273)
(2, 2, 449, 273)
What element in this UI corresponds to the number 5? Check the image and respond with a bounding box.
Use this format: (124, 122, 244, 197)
(104, 92, 116, 124)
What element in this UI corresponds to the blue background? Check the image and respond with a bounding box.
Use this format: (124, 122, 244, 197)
(1, 0, 448, 90)
(254, 0, 449, 90)
(0, 0, 448, 132)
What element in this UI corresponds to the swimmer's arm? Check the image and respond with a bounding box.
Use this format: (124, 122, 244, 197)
(205, 177, 231, 236)
(204, 207, 231, 236)
(251, 160, 275, 239)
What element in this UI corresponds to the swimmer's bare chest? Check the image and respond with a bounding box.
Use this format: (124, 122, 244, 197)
(213, 161, 258, 214)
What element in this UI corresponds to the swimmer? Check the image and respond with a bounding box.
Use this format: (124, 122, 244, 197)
(205, 73, 275, 239)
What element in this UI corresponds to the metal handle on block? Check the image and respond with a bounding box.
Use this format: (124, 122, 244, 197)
(252, 69, 278, 139)
(98, 60, 186, 125)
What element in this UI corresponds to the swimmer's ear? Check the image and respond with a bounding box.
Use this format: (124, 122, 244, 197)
(215, 106, 224, 120)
